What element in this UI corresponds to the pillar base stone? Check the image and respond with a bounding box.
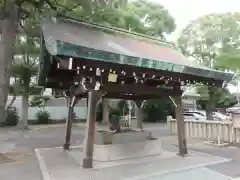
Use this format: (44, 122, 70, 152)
(177, 147, 188, 157)
(63, 143, 70, 150)
(82, 158, 93, 169)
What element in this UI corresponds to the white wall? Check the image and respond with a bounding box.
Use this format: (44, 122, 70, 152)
(7, 96, 87, 120)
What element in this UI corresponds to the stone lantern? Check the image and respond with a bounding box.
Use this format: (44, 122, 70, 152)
(227, 104, 240, 128)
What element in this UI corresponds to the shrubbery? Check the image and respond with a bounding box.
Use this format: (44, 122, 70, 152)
(2, 107, 19, 126)
(35, 110, 52, 124)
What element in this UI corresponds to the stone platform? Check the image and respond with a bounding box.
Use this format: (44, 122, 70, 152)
(35, 146, 232, 180)
(93, 139, 162, 161)
(93, 130, 159, 161)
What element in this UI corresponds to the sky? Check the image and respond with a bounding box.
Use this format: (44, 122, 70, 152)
(151, 0, 240, 41)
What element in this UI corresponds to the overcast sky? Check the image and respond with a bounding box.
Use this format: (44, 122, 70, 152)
(152, 0, 240, 41)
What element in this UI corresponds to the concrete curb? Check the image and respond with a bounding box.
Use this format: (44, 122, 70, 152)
(171, 144, 233, 162)
(34, 149, 51, 180)
(233, 177, 240, 180)
(127, 158, 232, 180)
(202, 167, 233, 180)
(30, 124, 82, 130)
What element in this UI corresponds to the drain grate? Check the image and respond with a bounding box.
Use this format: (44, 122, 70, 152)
(0, 152, 26, 164)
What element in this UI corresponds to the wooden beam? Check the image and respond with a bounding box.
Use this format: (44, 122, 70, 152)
(103, 93, 178, 100)
(44, 56, 223, 88)
(101, 83, 182, 96)
(51, 86, 182, 99)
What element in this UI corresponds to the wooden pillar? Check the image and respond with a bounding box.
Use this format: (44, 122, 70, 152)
(63, 95, 78, 150)
(174, 96, 188, 156)
(134, 100, 144, 130)
(82, 90, 101, 169)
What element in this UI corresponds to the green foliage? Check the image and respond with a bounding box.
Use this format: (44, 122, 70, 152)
(178, 13, 240, 63)
(29, 95, 50, 108)
(215, 52, 240, 70)
(2, 107, 20, 126)
(143, 98, 175, 122)
(65, 0, 176, 38)
(117, 100, 129, 116)
(129, 0, 176, 37)
(197, 85, 237, 110)
(35, 110, 52, 124)
(110, 107, 122, 117)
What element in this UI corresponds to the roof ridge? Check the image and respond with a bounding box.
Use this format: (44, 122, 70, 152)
(55, 13, 176, 49)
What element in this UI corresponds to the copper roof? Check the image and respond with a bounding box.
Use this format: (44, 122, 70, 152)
(40, 15, 233, 82)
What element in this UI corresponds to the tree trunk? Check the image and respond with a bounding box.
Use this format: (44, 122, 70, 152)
(206, 87, 218, 120)
(206, 110, 213, 120)
(17, 95, 29, 129)
(0, 6, 18, 123)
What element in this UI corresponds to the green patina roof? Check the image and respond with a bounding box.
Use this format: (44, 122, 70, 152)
(39, 15, 233, 84)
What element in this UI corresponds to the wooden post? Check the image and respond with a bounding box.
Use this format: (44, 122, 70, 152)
(174, 96, 188, 156)
(63, 94, 78, 150)
(82, 90, 101, 169)
(134, 100, 144, 130)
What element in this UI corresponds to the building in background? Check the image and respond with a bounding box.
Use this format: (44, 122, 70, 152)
(7, 96, 87, 121)
(182, 86, 200, 111)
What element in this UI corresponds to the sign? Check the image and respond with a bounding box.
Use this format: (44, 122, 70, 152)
(108, 73, 118, 82)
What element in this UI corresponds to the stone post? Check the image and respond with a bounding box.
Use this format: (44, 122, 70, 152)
(128, 100, 132, 127)
(134, 100, 144, 130)
(102, 98, 109, 124)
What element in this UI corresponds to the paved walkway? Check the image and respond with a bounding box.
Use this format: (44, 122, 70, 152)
(1, 124, 240, 180)
(0, 152, 42, 180)
(35, 146, 232, 180)
(161, 136, 240, 179)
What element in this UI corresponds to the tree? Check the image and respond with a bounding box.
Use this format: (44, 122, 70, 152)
(0, 0, 87, 123)
(29, 95, 51, 110)
(178, 13, 240, 119)
(215, 52, 240, 103)
(11, 39, 40, 128)
(215, 52, 240, 71)
(128, 0, 175, 38)
(196, 84, 237, 110)
(143, 97, 175, 122)
(65, 0, 175, 38)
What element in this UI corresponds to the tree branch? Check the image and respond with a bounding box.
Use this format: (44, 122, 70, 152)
(5, 86, 16, 111)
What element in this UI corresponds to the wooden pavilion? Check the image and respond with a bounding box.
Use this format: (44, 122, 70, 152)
(37, 14, 233, 168)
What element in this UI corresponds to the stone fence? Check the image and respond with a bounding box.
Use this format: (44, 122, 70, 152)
(167, 116, 240, 143)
